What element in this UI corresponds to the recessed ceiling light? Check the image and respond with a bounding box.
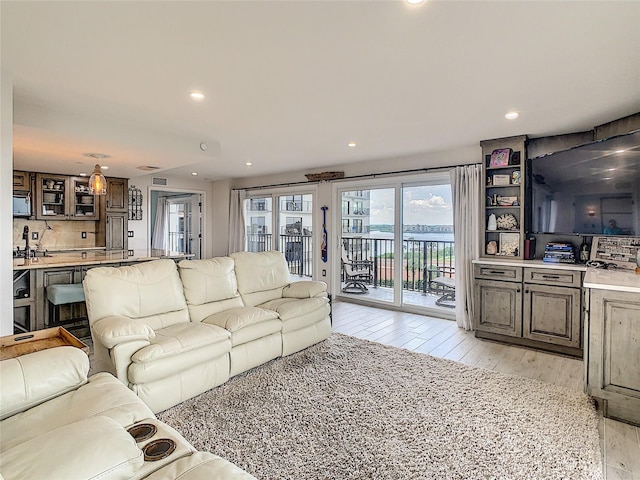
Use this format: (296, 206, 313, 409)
(615, 149, 625, 154)
(189, 91, 205, 101)
(608, 168, 616, 171)
(405, 0, 425, 4)
(191, 172, 198, 176)
(245, 162, 253, 166)
(505, 111, 519, 120)
(79, 172, 87, 177)
(100, 165, 109, 170)
(348, 142, 357, 148)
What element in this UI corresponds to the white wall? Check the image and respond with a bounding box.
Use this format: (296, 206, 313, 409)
(127, 173, 216, 258)
(1, 69, 14, 335)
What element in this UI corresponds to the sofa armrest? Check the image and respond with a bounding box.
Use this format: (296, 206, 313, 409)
(92, 316, 156, 349)
(282, 281, 327, 299)
(0, 346, 89, 420)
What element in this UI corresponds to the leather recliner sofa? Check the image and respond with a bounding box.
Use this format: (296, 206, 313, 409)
(0, 345, 256, 479)
(83, 250, 331, 413)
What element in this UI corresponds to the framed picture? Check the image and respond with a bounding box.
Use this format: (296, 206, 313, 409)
(489, 148, 511, 167)
(590, 236, 640, 270)
(499, 232, 520, 256)
(493, 174, 511, 186)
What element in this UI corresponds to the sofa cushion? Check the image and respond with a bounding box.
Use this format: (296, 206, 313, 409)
(202, 307, 278, 332)
(0, 346, 89, 420)
(0, 416, 143, 480)
(231, 251, 291, 305)
(0, 372, 154, 451)
(132, 322, 230, 364)
(202, 307, 281, 347)
(259, 297, 330, 333)
(83, 259, 190, 330)
(128, 323, 231, 385)
(282, 281, 328, 298)
(259, 297, 329, 320)
(178, 258, 240, 305)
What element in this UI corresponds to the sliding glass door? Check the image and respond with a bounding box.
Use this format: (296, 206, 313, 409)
(337, 173, 454, 316)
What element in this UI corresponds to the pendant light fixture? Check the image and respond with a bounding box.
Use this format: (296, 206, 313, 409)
(85, 153, 109, 195)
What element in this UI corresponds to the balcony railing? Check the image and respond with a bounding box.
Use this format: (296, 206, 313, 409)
(280, 200, 312, 213)
(342, 237, 455, 295)
(245, 233, 455, 295)
(245, 233, 313, 277)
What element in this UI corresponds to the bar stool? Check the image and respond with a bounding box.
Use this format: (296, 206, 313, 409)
(46, 283, 87, 330)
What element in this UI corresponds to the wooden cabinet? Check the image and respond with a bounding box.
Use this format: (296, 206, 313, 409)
(480, 136, 527, 259)
(475, 278, 522, 337)
(97, 177, 128, 250)
(13, 171, 31, 190)
(35, 173, 98, 220)
(105, 177, 127, 212)
(586, 288, 640, 426)
(105, 212, 127, 250)
(474, 262, 583, 356)
(523, 284, 581, 348)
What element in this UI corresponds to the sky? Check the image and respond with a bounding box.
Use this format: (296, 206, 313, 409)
(368, 184, 453, 225)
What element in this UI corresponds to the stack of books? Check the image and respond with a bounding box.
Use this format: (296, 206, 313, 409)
(543, 243, 576, 264)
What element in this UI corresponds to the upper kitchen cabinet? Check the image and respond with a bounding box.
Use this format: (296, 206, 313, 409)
(105, 177, 128, 212)
(13, 171, 31, 191)
(35, 173, 99, 221)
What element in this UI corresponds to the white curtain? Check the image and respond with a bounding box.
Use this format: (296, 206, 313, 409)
(228, 189, 247, 254)
(450, 164, 482, 330)
(151, 196, 168, 250)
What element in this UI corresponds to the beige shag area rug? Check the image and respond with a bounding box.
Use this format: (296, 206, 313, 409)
(158, 334, 603, 480)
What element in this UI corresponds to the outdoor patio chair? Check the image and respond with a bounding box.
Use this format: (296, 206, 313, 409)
(426, 266, 456, 308)
(341, 246, 373, 294)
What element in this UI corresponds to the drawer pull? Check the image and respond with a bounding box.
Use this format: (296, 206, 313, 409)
(489, 270, 506, 275)
(542, 275, 560, 280)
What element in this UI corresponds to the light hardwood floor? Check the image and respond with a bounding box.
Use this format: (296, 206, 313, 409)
(332, 300, 640, 480)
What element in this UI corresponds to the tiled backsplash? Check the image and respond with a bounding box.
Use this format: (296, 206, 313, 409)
(13, 219, 98, 251)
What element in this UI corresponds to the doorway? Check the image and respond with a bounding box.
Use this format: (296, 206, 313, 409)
(149, 189, 203, 259)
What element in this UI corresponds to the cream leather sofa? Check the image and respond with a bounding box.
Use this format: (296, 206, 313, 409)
(83, 251, 331, 413)
(0, 345, 255, 479)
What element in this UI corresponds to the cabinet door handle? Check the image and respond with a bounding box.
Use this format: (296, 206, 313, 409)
(525, 289, 529, 294)
(516, 288, 521, 293)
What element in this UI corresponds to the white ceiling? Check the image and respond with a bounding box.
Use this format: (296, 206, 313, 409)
(2, 1, 640, 181)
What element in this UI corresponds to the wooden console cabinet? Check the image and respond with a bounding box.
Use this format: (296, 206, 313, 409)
(474, 261, 584, 357)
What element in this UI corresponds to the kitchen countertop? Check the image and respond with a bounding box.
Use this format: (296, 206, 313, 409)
(583, 267, 640, 294)
(472, 258, 588, 271)
(13, 249, 194, 270)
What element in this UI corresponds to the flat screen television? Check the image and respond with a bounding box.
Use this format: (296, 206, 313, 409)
(528, 130, 640, 236)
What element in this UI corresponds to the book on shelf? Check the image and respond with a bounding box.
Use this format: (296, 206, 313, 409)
(542, 256, 577, 264)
